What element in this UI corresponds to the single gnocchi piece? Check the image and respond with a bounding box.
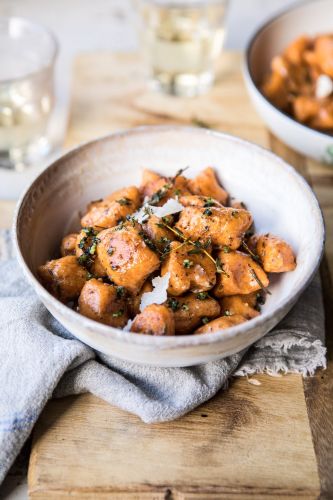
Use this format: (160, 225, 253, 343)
(166, 293, 220, 335)
(140, 169, 163, 195)
(81, 186, 141, 230)
(142, 174, 192, 205)
(188, 167, 228, 205)
(78, 278, 129, 328)
(97, 223, 160, 295)
(213, 250, 269, 297)
(284, 35, 310, 65)
(248, 234, 296, 273)
(141, 214, 175, 251)
(38, 255, 88, 302)
(130, 304, 175, 336)
(194, 314, 247, 334)
(175, 206, 252, 250)
(220, 292, 260, 320)
(60, 233, 78, 256)
(161, 241, 216, 296)
(314, 35, 333, 78)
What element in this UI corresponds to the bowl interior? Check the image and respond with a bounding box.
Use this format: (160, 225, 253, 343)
(248, 0, 333, 86)
(16, 126, 323, 325)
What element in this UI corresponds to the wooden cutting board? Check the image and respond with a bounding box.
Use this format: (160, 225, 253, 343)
(26, 52, 333, 499)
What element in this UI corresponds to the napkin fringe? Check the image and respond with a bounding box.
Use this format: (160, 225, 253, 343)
(234, 337, 326, 377)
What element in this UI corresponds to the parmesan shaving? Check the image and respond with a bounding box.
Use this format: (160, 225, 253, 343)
(139, 272, 170, 312)
(316, 74, 333, 99)
(150, 198, 184, 218)
(133, 205, 152, 224)
(133, 198, 183, 224)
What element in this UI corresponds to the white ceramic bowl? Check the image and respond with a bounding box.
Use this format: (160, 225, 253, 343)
(14, 126, 324, 367)
(243, 0, 333, 164)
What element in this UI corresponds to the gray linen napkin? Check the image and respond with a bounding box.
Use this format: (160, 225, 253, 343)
(0, 230, 326, 484)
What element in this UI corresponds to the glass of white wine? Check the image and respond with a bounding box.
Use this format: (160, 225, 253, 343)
(137, 0, 228, 97)
(0, 17, 57, 170)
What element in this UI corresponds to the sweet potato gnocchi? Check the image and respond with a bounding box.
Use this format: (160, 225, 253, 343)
(38, 167, 296, 336)
(262, 34, 333, 131)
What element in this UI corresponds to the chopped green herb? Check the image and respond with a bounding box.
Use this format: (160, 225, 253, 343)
(192, 118, 214, 129)
(203, 208, 212, 216)
(223, 310, 232, 316)
(172, 166, 189, 181)
(82, 227, 97, 237)
(196, 292, 208, 300)
(86, 272, 95, 280)
(78, 237, 87, 249)
(89, 242, 98, 255)
(78, 254, 89, 265)
(183, 259, 193, 269)
(201, 316, 210, 325)
(203, 197, 215, 207)
(174, 189, 181, 196)
(188, 247, 202, 255)
(114, 220, 125, 231)
(256, 292, 266, 305)
(222, 246, 231, 253)
(167, 297, 180, 311)
(215, 257, 223, 274)
(116, 197, 131, 206)
(116, 286, 126, 298)
(125, 214, 136, 226)
(107, 247, 114, 255)
(181, 303, 189, 311)
(148, 183, 172, 205)
(231, 210, 239, 218)
(159, 236, 170, 244)
(112, 309, 123, 317)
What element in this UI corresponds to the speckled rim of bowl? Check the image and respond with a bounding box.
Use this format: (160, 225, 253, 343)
(13, 125, 325, 350)
(243, 0, 333, 143)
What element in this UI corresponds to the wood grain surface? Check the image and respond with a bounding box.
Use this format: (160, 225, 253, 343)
(1, 51, 330, 499)
(29, 376, 319, 499)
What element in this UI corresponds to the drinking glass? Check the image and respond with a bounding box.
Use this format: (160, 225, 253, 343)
(0, 17, 57, 170)
(137, 0, 228, 97)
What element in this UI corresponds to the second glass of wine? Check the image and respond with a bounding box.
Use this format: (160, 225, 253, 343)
(137, 0, 228, 97)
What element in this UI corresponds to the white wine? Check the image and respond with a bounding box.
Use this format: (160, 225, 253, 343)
(140, 1, 227, 96)
(0, 73, 53, 169)
(0, 17, 56, 170)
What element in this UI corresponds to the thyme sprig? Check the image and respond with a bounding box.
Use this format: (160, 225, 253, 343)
(171, 166, 189, 181)
(147, 183, 172, 206)
(249, 267, 271, 295)
(242, 240, 261, 264)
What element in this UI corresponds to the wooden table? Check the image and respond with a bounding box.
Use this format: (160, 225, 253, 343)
(1, 52, 332, 499)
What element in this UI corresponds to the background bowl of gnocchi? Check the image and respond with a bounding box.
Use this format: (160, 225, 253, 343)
(14, 126, 324, 367)
(244, 0, 333, 164)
